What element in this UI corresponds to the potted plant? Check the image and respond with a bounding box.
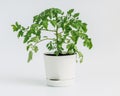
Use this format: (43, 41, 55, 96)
(11, 8, 93, 86)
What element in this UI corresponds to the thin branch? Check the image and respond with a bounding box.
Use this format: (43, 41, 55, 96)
(38, 38, 54, 43)
(41, 29, 56, 32)
(34, 38, 54, 46)
(58, 31, 64, 34)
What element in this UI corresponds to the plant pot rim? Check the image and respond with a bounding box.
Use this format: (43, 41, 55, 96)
(44, 52, 76, 57)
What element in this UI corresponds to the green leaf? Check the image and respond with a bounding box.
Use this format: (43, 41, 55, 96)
(17, 30, 23, 38)
(66, 43, 75, 54)
(74, 48, 83, 63)
(83, 38, 93, 49)
(54, 51, 59, 56)
(50, 20, 56, 27)
(15, 22, 19, 26)
(65, 25, 72, 32)
(78, 51, 83, 58)
(71, 31, 79, 44)
(28, 36, 39, 43)
(11, 25, 18, 31)
(82, 23, 87, 32)
(67, 9, 74, 15)
(36, 30, 41, 39)
(15, 22, 21, 29)
(42, 20, 48, 29)
(88, 38, 93, 49)
(23, 36, 30, 43)
(12, 8, 93, 63)
(33, 46, 39, 53)
(77, 51, 83, 63)
(11, 22, 21, 32)
(46, 41, 53, 51)
(73, 13, 80, 17)
(26, 44, 32, 51)
(22, 26, 25, 30)
(55, 8, 63, 14)
(70, 22, 78, 29)
(79, 33, 88, 39)
(27, 51, 33, 62)
(33, 15, 40, 23)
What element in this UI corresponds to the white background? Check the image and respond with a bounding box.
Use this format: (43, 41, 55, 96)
(0, 0, 120, 96)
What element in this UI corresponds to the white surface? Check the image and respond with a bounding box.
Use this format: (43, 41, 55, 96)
(0, 0, 120, 96)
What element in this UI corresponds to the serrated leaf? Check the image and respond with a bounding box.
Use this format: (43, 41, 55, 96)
(23, 36, 29, 43)
(50, 20, 56, 27)
(33, 46, 39, 53)
(80, 57, 83, 63)
(27, 51, 33, 62)
(11, 22, 21, 32)
(11, 25, 18, 31)
(42, 20, 48, 29)
(36, 30, 41, 39)
(78, 51, 83, 57)
(46, 41, 53, 51)
(31, 36, 39, 42)
(77, 51, 83, 63)
(79, 33, 88, 39)
(26, 44, 32, 51)
(55, 8, 63, 14)
(88, 38, 93, 49)
(71, 31, 79, 44)
(17, 30, 23, 38)
(73, 13, 80, 17)
(27, 36, 39, 44)
(15, 22, 19, 26)
(83, 38, 93, 49)
(82, 23, 87, 33)
(70, 22, 78, 29)
(22, 26, 25, 30)
(67, 9, 74, 15)
(33, 15, 40, 23)
(15, 22, 21, 29)
(54, 51, 59, 56)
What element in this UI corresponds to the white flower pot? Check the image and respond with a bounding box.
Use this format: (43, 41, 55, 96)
(44, 54, 76, 87)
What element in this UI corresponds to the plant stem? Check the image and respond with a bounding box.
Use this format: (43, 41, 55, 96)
(56, 26, 59, 53)
(34, 38, 54, 46)
(39, 38, 54, 42)
(41, 29, 56, 32)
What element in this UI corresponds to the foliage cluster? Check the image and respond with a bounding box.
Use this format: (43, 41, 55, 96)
(12, 8, 93, 62)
